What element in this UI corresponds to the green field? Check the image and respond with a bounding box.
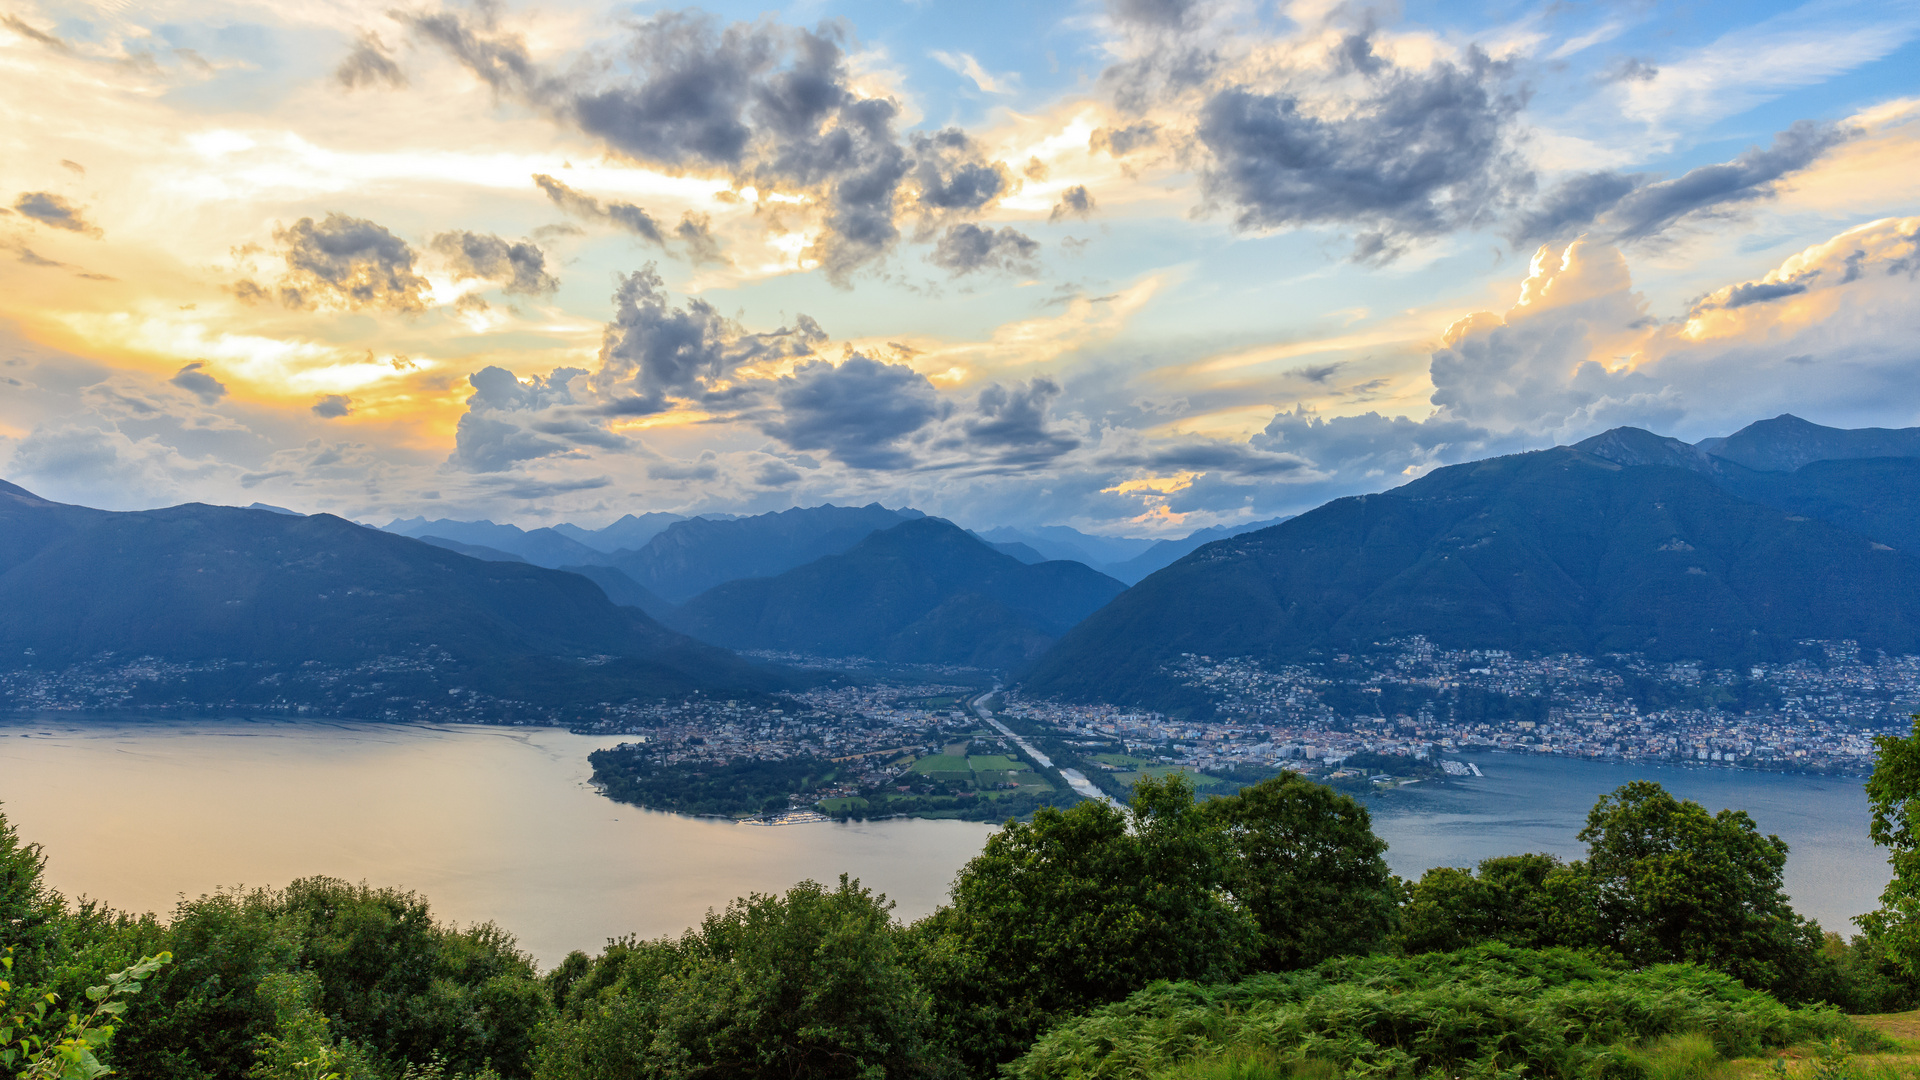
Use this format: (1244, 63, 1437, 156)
(1093, 753, 1156, 769)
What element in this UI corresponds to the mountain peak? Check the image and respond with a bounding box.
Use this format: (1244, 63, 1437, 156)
(1700, 414, 1920, 473)
(1573, 427, 1716, 472)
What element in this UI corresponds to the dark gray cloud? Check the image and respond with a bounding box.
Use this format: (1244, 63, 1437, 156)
(429, 230, 558, 294)
(452, 366, 593, 471)
(241, 213, 431, 313)
(1288, 361, 1345, 384)
(908, 128, 1011, 218)
(593, 267, 824, 412)
(1517, 121, 1852, 247)
(169, 362, 226, 404)
(958, 378, 1080, 465)
(1721, 278, 1812, 308)
(412, 9, 913, 283)
(648, 452, 721, 482)
(1050, 185, 1096, 223)
(312, 394, 353, 418)
(930, 223, 1040, 276)
(1508, 171, 1639, 246)
(752, 459, 802, 486)
(1090, 122, 1160, 157)
(1108, 0, 1201, 29)
(480, 475, 614, 501)
(59, 160, 85, 175)
(534, 173, 668, 246)
(337, 31, 407, 89)
(13, 192, 100, 236)
(1196, 44, 1529, 261)
(761, 355, 948, 469)
(2, 14, 69, 52)
(1607, 120, 1852, 242)
(1112, 439, 1309, 477)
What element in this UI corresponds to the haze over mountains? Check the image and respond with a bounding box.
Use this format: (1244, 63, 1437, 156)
(1027, 415, 1920, 709)
(8, 413, 1920, 715)
(667, 518, 1127, 670)
(0, 479, 772, 710)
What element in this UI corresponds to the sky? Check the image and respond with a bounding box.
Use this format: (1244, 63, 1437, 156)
(1, 0, 1916, 536)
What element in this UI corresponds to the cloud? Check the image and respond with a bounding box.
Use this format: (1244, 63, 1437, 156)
(429, 230, 558, 294)
(410, 8, 913, 283)
(648, 451, 720, 482)
(591, 266, 825, 412)
(312, 394, 353, 418)
(451, 366, 598, 472)
(908, 128, 1013, 221)
(761, 355, 949, 469)
(13, 193, 101, 237)
(534, 173, 668, 246)
(337, 31, 407, 89)
(930, 50, 1013, 94)
(930, 223, 1040, 276)
(1, 14, 70, 53)
(1050, 185, 1096, 223)
(1196, 43, 1530, 261)
(1107, 0, 1201, 31)
(952, 378, 1082, 466)
(1090, 122, 1160, 157)
(1515, 120, 1855, 246)
(168, 362, 227, 404)
(240, 213, 432, 313)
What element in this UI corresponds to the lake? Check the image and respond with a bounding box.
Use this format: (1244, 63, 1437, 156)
(0, 720, 1894, 965)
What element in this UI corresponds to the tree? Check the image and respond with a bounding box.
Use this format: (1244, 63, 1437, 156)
(913, 775, 1256, 1072)
(1861, 717, 1920, 976)
(0, 808, 60, 988)
(535, 877, 940, 1080)
(1200, 773, 1399, 969)
(1400, 854, 1590, 955)
(1576, 781, 1821, 996)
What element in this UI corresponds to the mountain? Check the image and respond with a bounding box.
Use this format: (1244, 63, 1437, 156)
(610, 503, 927, 603)
(1103, 517, 1292, 584)
(975, 536, 1048, 564)
(0, 481, 779, 708)
(667, 518, 1128, 670)
(1023, 443, 1920, 707)
(1696, 414, 1920, 473)
(559, 564, 677, 621)
(419, 535, 528, 563)
(551, 512, 687, 553)
(976, 526, 1156, 566)
(1574, 421, 1920, 555)
(381, 517, 610, 569)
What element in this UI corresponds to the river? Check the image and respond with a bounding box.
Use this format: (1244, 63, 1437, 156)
(0, 720, 1894, 966)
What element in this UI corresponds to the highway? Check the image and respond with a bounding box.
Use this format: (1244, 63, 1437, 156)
(969, 690, 1121, 807)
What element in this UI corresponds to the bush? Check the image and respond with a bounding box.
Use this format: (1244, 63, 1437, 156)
(1006, 945, 1868, 1080)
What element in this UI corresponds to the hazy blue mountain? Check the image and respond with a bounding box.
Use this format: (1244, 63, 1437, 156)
(976, 525, 1156, 566)
(551, 512, 686, 553)
(1023, 443, 1920, 708)
(560, 564, 677, 621)
(1103, 517, 1292, 584)
(668, 518, 1128, 670)
(419, 535, 528, 563)
(611, 503, 927, 603)
(978, 537, 1048, 564)
(246, 502, 301, 516)
(382, 517, 610, 569)
(0, 481, 779, 705)
(1697, 414, 1920, 473)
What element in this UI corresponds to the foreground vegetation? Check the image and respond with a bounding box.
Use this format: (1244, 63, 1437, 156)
(15, 719, 1920, 1079)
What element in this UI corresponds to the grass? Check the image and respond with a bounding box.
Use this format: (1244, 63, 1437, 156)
(913, 754, 972, 775)
(968, 754, 1030, 773)
(1096, 753, 1157, 769)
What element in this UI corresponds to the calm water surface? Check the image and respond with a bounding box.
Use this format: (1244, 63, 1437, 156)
(0, 718, 995, 966)
(1360, 750, 1890, 935)
(0, 722, 1894, 965)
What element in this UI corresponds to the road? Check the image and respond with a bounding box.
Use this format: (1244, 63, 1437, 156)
(969, 690, 1121, 807)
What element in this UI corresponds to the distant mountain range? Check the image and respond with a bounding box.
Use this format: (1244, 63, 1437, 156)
(666, 518, 1127, 669)
(979, 519, 1289, 583)
(0, 481, 779, 709)
(1025, 415, 1920, 709)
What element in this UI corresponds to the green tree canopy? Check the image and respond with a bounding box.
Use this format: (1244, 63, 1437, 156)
(1199, 771, 1398, 969)
(1861, 716, 1920, 976)
(1576, 780, 1822, 997)
(1400, 853, 1583, 955)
